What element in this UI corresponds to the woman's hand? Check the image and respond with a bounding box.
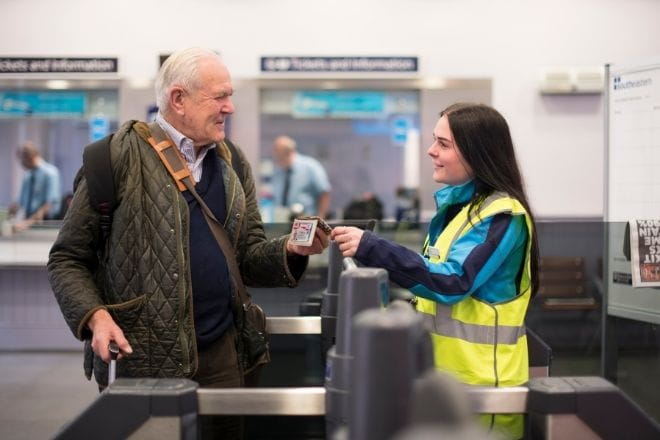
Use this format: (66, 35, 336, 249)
(331, 226, 365, 257)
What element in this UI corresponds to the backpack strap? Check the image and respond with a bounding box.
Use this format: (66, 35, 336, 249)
(141, 122, 195, 192)
(81, 134, 115, 241)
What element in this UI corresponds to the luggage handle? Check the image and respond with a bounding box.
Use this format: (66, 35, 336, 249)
(108, 342, 119, 385)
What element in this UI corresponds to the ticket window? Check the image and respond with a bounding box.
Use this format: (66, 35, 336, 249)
(258, 89, 420, 221)
(0, 82, 120, 217)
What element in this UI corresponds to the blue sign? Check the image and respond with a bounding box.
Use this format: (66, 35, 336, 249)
(293, 91, 385, 118)
(89, 116, 110, 141)
(0, 91, 86, 116)
(352, 120, 391, 136)
(262, 57, 418, 73)
(391, 117, 410, 145)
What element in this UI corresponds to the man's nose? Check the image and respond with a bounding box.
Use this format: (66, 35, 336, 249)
(223, 98, 235, 114)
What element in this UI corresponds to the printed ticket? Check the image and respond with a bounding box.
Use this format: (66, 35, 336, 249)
(290, 218, 318, 247)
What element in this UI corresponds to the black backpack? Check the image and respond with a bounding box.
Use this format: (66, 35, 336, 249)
(75, 134, 245, 242)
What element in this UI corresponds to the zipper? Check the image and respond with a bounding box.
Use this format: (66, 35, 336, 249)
(224, 167, 246, 316)
(234, 191, 246, 249)
(225, 166, 246, 249)
(492, 305, 499, 388)
(173, 185, 193, 375)
(224, 166, 236, 228)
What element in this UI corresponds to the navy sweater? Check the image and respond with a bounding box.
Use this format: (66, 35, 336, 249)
(182, 152, 232, 350)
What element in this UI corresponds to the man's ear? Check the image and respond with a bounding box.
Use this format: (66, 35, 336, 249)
(169, 86, 186, 115)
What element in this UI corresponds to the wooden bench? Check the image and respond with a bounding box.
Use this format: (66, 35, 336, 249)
(537, 256, 599, 311)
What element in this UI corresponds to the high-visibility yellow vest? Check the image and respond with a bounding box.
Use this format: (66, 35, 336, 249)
(416, 191, 533, 388)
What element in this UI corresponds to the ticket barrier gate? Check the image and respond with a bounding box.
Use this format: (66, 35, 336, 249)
(54, 325, 659, 439)
(54, 359, 659, 439)
(54, 249, 659, 439)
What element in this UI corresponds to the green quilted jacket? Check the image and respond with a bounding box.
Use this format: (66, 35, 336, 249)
(48, 121, 306, 385)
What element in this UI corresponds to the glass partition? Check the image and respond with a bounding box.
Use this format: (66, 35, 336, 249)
(0, 79, 120, 219)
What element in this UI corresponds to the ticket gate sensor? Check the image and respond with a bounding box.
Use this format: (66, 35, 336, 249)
(324, 264, 389, 438)
(342, 303, 434, 440)
(320, 241, 343, 358)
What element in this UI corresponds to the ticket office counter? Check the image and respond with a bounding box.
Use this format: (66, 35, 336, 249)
(0, 225, 330, 351)
(0, 227, 81, 350)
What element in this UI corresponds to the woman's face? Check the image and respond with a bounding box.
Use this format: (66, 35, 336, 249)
(427, 115, 473, 185)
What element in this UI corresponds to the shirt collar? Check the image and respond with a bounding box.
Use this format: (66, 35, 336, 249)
(154, 112, 216, 155)
(155, 112, 188, 150)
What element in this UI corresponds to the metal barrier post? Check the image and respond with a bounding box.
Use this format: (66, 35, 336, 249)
(348, 303, 432, 440)
(320, 241, 344, 358)
(324, 265, 388, 438)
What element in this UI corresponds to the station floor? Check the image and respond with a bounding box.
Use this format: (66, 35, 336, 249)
(1, 350, 658, 439)
(0, 351, 97, 440)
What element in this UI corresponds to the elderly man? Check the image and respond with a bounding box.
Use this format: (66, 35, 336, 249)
(48, 47, 328, 439)
(271, 135, 331, 218)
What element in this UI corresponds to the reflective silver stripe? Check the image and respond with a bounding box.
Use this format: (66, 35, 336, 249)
(420, 309, 525, 345)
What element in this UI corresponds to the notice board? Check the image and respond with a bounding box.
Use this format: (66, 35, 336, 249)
(606, 58, 660, 324)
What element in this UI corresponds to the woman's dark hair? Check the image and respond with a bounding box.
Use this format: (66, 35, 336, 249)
(441, 102, 539, 296)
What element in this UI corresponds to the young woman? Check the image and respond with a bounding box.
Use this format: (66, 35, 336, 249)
(332, 103, 539, 439)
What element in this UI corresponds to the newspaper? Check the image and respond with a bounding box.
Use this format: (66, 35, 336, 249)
(629, 219, 660, 287)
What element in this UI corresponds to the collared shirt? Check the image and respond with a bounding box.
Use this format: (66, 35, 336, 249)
(271, 153, 331, 215)
(155, 113, 216, 182)
(18, 158, 61, 219)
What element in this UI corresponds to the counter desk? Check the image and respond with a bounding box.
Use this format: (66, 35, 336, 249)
(0, 227, 82, 350)
(0, 225, 332, 350)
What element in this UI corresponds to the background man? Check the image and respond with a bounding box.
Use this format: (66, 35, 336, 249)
(271, 135, 331, 218)
(10, 141, 61, 228)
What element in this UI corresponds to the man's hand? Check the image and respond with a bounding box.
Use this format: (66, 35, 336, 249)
(287, 226, 329, 256)
(12, 220, 33, 233)
(8, 202, 19, 218)
(331, 226, 365, 257)
(87, 309, 133, 363)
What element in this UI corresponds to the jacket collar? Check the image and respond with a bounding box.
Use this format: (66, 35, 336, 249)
(434, 180, 475, 209)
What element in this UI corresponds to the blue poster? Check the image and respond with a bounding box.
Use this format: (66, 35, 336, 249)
(391, 117, 410, 145)
(89, 116, 110, 141)
(0, 91, 86, 116)
(293, 91, 385, 118)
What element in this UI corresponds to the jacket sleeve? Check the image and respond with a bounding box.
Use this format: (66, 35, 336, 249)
(47, 176, 107, 340)
(47, 124, 133, 340)
(232, 145, 308, 288)
(355, 213, 527, 305)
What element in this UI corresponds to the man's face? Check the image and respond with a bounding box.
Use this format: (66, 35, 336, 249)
(272, 141, 293, 168)
(178, 58, 235, 146)
(17, 147, 36, 170)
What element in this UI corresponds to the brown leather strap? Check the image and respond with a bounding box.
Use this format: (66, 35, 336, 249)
(144, 122, 252, 308)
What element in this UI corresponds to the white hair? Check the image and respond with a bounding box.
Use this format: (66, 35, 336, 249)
(154, 47, 223, 112)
